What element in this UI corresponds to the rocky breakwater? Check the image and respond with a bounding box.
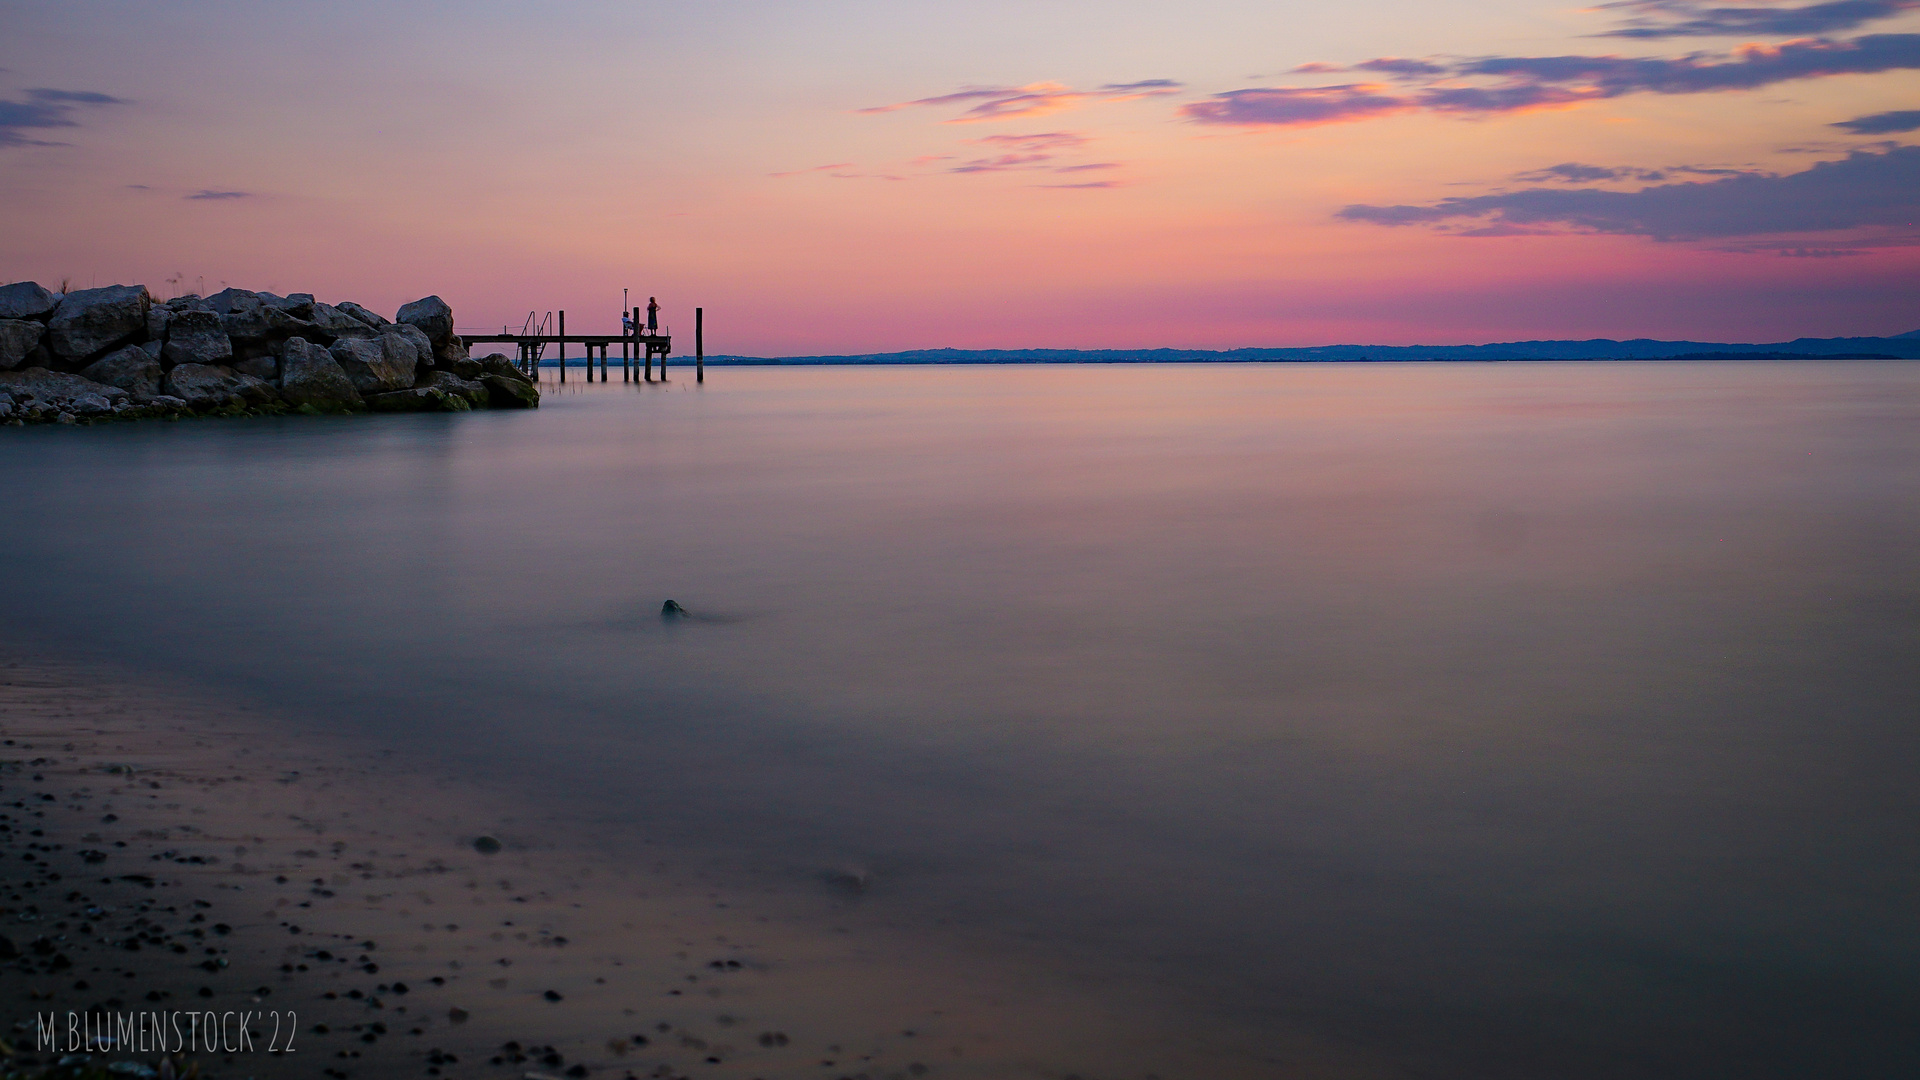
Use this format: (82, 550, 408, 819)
(0, 280, 539, 425)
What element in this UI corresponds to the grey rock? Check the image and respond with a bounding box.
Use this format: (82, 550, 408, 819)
(48, 284, 152, 362)
(478, 353, 531, 384)
(69, 392, 114, 416)
(146, 395, 188, 411)
(0, 367, 130, 409)
(396, 295, 454, 345)
(275, 293, 316, 319)
(0, 281, 58, 321)
(231, 371, 278, 406)
(222, 296, 314, 348)
(141, 339, 163, 361)
(432, 336, 471, 370)
(80, 346, 164, 400)
(310, 302, 379, 342)
(233, 354, 279, 382)
(331, 336, 416, 394)
(480, 373, 540, 408)
(422, 370, 488, 406)
(0, 319, 46, 370)
(278, 337, 361, 409)
(162, 309, 233, 368)
(163, 363, 248, 409)
(337, 301, 389, 328)
(202, 287, 259, 314)
(367, 386, 451, 412)
(385, 323, 433, 371)
(145, 304, 172, 344)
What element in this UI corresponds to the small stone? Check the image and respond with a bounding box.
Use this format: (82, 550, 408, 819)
(472, 836, 502, 855)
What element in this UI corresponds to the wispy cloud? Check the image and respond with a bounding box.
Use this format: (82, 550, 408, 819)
(1832, 107, 1920, 132)
(1511, 161, 1764, 182)
(942, 131, 1114, 175)
(0, 86, 128, 147)
(1182, 33, 1920, 128)
(1034, 180, 1121, 189)
(859, 80, 1180, 123)
(769, 162, 855, 178)
(1593, 0, 1920, 39)
(1337, 145, 1920, 240)
(1180, 84, 1412, 127)
(186, 190, 251, 200)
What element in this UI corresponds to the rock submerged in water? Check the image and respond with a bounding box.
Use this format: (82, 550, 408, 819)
(0, 280, 539, 425)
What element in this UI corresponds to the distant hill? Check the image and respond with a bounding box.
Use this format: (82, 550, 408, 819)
(695, 332, 1920, 365)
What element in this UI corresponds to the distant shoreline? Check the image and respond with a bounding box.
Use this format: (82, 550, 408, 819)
(617, 330, 1920, 366)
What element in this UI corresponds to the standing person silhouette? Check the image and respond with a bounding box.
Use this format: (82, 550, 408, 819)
(646, 296, 659, 333)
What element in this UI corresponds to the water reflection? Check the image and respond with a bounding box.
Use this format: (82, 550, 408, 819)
(3, 362, 1918, 1078)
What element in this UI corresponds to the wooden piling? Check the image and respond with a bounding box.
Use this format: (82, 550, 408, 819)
(641, 308, 651, 381)
(558, 310, 566, 383)
(696, 307, 704, 384)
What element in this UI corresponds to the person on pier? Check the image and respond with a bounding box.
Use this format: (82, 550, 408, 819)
(647, 296, 659, 333)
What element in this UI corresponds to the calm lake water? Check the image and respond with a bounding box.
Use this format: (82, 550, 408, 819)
(5, 362, 1919, 1077)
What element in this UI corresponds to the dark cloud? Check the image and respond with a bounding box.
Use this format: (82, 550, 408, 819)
(1183, 33, 1920, 128)
(1511, 161, 1764, 182)
(1337, 145, 1920, 240)
(1832, 107, 1920, 132)
(1451, 33, 1920, 95)
(186, 190, 251, 200)
(1354, 57, 1449, 78)
(1054, 162, 1120, 172)
(26, 88, 128, 105)
(1178, 84, 1410, 126)
(0, 87, 126, 148)
(1595, 0, 1920, 39)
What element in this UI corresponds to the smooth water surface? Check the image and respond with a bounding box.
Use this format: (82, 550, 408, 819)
(4, 363, 1919, 1077)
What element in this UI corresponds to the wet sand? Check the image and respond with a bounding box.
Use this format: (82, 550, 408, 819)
(0, 652, 1324, 1080)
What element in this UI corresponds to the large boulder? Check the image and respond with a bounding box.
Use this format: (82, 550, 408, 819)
(337, 301, 389, 329)
(145, 304, 171, 344)
(481, 373, 539, 408)
(222, 295, 316, 352)
(80, 345, 164, 400)
(330, 336, 416, 394)
(0, 282, 58, 321)
(0, 319, 46, 370)
(233, 353, 279, 382)
(161, 309, 233, 368)
(432, 336, 470, 370)
(478, 353, 531, 384)
(274, 293, 316, 320)
(419, 370, 488, 406)
(0, 367, 130, 411)
(162, 363, 245, 409)
(278, 337, 360, 410)
(310, 302, 379, 342)
(202, 287, 258, 314)
(396, 295, 454, 345)
(385, 323, 432, 370)
(47, 284, 151, 363)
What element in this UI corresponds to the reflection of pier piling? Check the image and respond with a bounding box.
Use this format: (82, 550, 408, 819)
(462, 307, 680, 381)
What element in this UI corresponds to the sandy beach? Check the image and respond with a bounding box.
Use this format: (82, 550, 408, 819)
(0, 650, 1301, 1080)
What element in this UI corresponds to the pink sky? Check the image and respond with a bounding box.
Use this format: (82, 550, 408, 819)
(2, 0, 1917, 353)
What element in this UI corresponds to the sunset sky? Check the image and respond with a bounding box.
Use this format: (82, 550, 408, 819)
(2, 0, 1916, 353)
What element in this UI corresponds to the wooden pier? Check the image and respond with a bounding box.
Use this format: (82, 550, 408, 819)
(461, 306, 704, 384)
